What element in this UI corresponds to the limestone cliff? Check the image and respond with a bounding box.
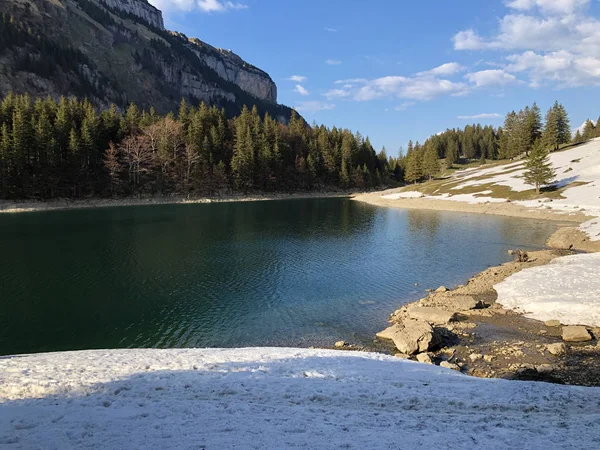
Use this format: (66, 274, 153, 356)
(188, 38, 278, 103)
(100, 0, 163, 29)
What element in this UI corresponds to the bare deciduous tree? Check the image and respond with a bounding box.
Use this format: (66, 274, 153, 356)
(104, 142, 121, 196)
(120, 135, 154, 195)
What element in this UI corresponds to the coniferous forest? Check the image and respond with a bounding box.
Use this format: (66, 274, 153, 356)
(0, 93, 583, 201)
(0, 94, 395, 200)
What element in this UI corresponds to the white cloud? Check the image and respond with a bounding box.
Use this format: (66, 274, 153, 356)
(334, 78, 368, 85)
(506, 50, 600, 87)
(505, 0, 589, 15)
(294, 85, 310, 96)
(294, 101, 336, 113)
(457, 113, 503, 120)
(352, 75, 469, 101)
(417, 62, 464, 77)
(395, 102, 416, 111)
(326, 62, 474, 104)
(465, 69, 519, 87)
(326, 59, 342, 65)
(148, 0, 248, 13)
(453, 0, 600, 88)
(287, 75, 307, 83)
(323, 89, 351, 100)
(325, 27, 338, 32)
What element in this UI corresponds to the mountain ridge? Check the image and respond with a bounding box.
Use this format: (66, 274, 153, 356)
(0, 0, 290, 120)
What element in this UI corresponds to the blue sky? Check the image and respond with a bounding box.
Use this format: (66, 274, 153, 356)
(149, 0, 600, 155)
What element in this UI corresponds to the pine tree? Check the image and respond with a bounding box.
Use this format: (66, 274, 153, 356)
(405, 149, 423, 184)
(573, 130, 583, 144)
(582, 120, 595, 141)
(542, 106, 558, 151)
(523, 140, 556, 195)
(555, 102, 571, 147)
(499, 111, 517, 159)
(422, 144, 440, 180)
(445, 138, 459, 168)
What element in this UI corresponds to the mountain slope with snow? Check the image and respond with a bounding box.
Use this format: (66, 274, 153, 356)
(386, 138, 600, 241)
(1, 348, 600, 449)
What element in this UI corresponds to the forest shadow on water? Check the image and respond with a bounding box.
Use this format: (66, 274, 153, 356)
(0, 198, 558, 355)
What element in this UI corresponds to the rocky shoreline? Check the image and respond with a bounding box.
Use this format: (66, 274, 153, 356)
(369, 227, 600, 386)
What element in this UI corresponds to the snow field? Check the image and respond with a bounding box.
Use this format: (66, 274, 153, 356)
(1, 348, 600, 449)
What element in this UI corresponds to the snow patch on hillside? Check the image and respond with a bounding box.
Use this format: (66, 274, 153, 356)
(387, 139, 600, 240)
(1, 348, 600, 449)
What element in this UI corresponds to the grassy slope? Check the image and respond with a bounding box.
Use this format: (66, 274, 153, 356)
(401, 142, 590, 202)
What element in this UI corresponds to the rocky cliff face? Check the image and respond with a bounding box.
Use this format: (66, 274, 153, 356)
(188, 39, 277, 103)
(100, 0, 277, 103)
(100, 0, 164, 29)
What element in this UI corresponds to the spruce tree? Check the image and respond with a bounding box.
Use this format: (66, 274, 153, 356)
(582, 120, 595, 140)
(542, 106, 558, 151)
(523, 140, 556, 195)
(423, 144, 440, 180)
(405, 149, 423, 184)
(555, 102, 571, 147)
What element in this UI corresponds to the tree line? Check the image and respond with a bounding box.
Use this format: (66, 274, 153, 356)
(0, 93, 399, 200)
(400, 101, 573, 184)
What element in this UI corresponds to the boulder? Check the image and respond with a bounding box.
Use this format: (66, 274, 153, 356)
(545, 320, 562, 327)
(546, 343, 567, 356)
(469, 353, 483, 362)
(536, 364, 557, 374)
(407, 307, 457, 325)
(449, 295, 481, 311)
(334, 341, 346, 348)
(376, 320, 440, 355)
(435, 286, 448, 293)
(562, 326, 592, 343)
(440, 361, 461, 371)
(416, 353, 433, 364)
(376, 324, 403, 341)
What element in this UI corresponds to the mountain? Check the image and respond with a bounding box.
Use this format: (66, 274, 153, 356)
(0, 0, 292, 120)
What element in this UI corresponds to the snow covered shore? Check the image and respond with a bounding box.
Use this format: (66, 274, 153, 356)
(1, 348, 600, 449)
(495, 252, 600, 327)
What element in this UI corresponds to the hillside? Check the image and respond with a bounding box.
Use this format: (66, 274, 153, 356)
(377, 138, 600, 242)
(0, 0, 293, 120)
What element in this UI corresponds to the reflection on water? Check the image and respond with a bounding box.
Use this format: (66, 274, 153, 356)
(0, 198, 557, 355)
